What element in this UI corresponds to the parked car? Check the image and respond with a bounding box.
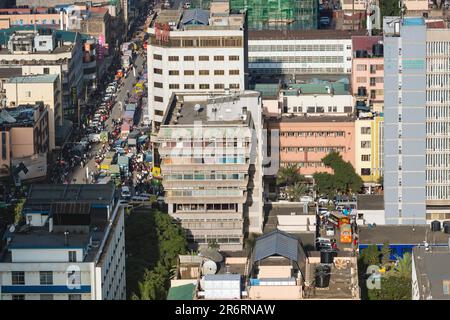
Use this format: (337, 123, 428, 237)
(121, 186, 131, 199)
(300, 195, 314, 203)
(326, 225, 335, 237)
(318, 197, 330, 205)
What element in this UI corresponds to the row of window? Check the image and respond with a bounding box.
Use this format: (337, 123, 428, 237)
(11, 294, 81, 300)
(356, 64, 384, 72)
(11, 270, 79, 286)
(280, 131, 346, 137)
(289, 106, 352, 113)
(187, 235, 242, 244)
(250, 67, 347, 74)
(249, 56, 344, 64)
(248, 44, 348, 52)
(356, 77, 384, 85)
(167, 188, 243, 197)
(427, 41, 450, 55)
(174, 203, 239, 212)
(156, 81, 241, 90)
(166, 172, 246, 181)
(281, 161, 326, 168)
(154, 69, 240, 76)
(280, 146, 346, 153)
(154, 54, 240, 61)
(182, 221, 242, 230)
(150, 36, 243, 48)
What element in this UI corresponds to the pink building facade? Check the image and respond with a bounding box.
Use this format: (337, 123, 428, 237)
(269, 117, 356, 176)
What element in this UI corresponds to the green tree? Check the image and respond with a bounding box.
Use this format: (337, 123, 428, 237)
(276, 164, 304, 187)
(361, 244, 380, 266)
(380, 0, 402, 18)
(392, 253, 412, 278)
(286, 181, 309, 201)
(381, 242, 391, 267)
(13, 199, 25, 224)
(368, 275, 412, 300)
(207, 239, 220, 250)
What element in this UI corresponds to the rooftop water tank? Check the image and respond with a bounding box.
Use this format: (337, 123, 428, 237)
(431, 220, 441, 232)
(372, 43, 384, 57)
(355, 50, 368, 58)
(320, 250, 334, 264)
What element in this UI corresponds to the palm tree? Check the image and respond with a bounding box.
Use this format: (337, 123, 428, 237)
(276, 164, 305, 187)
(286, 181, 309, 202)
(392, 253, 412, 278)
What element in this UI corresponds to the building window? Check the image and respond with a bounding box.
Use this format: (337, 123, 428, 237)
(344, 106, 353, 113)
(199, 84, 210, 89)
(356, 64, 367, 71)
(12, 295, 25, 300)
(184, 56, 194, 61)
(229, 84, 240, 89)
(69, 294, 81, 300)
(214, 70, 225, 75)
(229, 70, 240, 75)
(443, 280, 450, 295)
(12, 271, 25, 285)
(169, 70, 179, 76)
(68, 251, 77, 262)
(229, 55, 239, 61)
(40, 294, 53, 300)
(155, 110, 164, 116)
(168, 56, 179, 61)
(361, 155, 371, 161)
(43, 68, 50, 74)
(214, 84, 224, 89)
(199, 56, 209, 61)
(154, 96, 164, 102)
(199, 70, 209, 76)
(361, 168, 371, 176)
(370, 77, 376, 86)
(361, 127, 371, 134)
(361, 141, 371, 148)
(40, 271, 53, 285)
(169, 84, 179, 89)
(184, 84, 195, 90)
(184, 70, 194, 76)
(25, 91, 31, 98)
(154, 82, 163, 88)
(153, 54, 162, 60)
(153, 68, 162, 75)
(214, 56, 224, 61)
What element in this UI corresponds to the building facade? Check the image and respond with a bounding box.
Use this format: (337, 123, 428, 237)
(4, 74, 62, 150)
(157, 91, 264, 251)
(351, 35, 384, 113)
(383, 17, 427, 224)
(0, 184, 126, 300)
(354, 115, 383, 184)
(248, 30, 365, 79)
(147, 6, 247, 129)
(268, 116, 356, 176)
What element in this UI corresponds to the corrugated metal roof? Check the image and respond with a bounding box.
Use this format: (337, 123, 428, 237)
(253, 229, 299, 262)
(181, 9, 210, 26)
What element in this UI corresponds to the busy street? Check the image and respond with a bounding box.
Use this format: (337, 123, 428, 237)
(49, 2, 160, 202)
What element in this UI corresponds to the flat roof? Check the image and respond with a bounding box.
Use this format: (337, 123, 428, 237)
(249, 29, 366, 41)
(274, 115, 355, 124)
(413, 246, 450, 300)
(359, 225, 450, 245)
(7, 74, 58, 84)
(24, 184, 115, 209)
(357, 194, 384, 210)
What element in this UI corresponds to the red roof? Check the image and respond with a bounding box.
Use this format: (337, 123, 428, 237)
(426, 21, 446, 29)
(89, 7, 108, 15)
(352, 36, 383, 53)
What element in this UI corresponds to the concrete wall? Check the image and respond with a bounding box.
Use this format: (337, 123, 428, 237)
(258, 265, 292, 279)
(248, 285, 302, 300)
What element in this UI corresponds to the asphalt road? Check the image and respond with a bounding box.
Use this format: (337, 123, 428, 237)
(70, 54, 146, 184)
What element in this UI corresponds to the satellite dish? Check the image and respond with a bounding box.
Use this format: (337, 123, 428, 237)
(194, 104, 202, 114)
(9, 225, 16, 233)
(202, 259, 217, 275)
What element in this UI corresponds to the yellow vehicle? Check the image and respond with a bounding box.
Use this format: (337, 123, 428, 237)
(340, 224, 352, 244)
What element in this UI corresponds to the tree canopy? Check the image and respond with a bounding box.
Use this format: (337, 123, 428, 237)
(276, 164, 305, 187)
(126, 208, 187, 300)
(313, 152, 363, 197)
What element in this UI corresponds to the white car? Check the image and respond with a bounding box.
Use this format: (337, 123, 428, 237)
(318, 197, 330, 205)
(131, 196, 150, 202)
(326, 226, 335, 237)
(121, 186, 131, 199)
(300, 196, 313, 203)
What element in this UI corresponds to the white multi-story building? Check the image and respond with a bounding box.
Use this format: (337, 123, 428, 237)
(0, 184, 126, 300)
(157, 90, 264, 251)
(248, 30, 366, 79)
(281, 79, 353, 115)
(425, 27, 450, 221)
(147, 3, 247, 129)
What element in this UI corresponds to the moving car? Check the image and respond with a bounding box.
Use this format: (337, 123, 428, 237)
(121, 186, 131, 199)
